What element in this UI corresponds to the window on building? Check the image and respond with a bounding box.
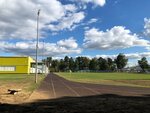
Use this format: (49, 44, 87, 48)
(0, 66, 16, 71)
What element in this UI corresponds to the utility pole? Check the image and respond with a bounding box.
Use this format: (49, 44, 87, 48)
(35, 9, 40, 83)
(42, 40, 44, 75)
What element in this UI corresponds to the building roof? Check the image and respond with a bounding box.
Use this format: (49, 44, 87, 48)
(0, 56, 32, 58)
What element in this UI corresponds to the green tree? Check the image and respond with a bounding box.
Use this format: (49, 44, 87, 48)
(89, 58, 98, 71)
(76, 57, 83, 70)
(74, 58, 79, 71)
(107, 58, 116, 71)
(64, 56, 70, 71)
(82, 57, 90, 70)
(46, 57, 52, 71)
(98, 57, 109, 71)
(115, 53, 128, 71)
(138, 57, 149, 72)
(69, 57, 75, 71)
(59, 59, 65, 71)
(51, 60, 59, 72)
(75, 57, 90, 71)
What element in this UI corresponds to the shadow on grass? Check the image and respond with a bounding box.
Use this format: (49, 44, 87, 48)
(0, 94, 150, 113)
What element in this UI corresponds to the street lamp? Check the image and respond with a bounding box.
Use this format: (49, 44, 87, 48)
(35, 9, 40, 83)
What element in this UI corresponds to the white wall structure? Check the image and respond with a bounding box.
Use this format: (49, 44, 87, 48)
(30, 65, 49, 74)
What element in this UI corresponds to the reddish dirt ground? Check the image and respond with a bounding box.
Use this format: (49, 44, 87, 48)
(29, 73, 150, 101)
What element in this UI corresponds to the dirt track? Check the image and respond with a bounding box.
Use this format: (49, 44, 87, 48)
(1, 73, 150, 113)
(29, 73, 150, 101)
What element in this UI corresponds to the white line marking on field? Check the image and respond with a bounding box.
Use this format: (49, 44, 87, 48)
(82, 86, 100, 94)
(51, 75, 56, 98)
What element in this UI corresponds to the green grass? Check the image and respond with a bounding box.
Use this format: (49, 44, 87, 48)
(0, 74, 30, 81)
(56, 72, 150, 87)
(57, 72, 150, 80)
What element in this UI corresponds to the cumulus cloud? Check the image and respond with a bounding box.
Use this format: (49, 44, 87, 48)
(71, 0, 106, 7)
(0, 38, 82, 57)
(47, 12, 85, 31)
(83, 26, 150, 50)
(144, 18, 150, 37)
(0, 0, 84, 40)
(87, 18, 98, 24)
(57, 37, 78, 49)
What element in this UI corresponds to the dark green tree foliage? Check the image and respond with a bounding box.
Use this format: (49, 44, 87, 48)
(107, 58, 116, 71)
(82, 57, 90, 70)
(51, 60, 59, 72)
(76, 57, 82, 70)
(69, 57, 75, 71)
(46, 57, 52, 70)
(98, 57, 109, 71)
(75, 57, 90, 70)
(59, 59, 65, 71)
(45, 54, 128, 72)
(89, 58, 98, 71)
(74, 58, 79, 71)
(64, 56, 70, 71)
(115, 53, 128, 71)
(138, 57, 149, 72)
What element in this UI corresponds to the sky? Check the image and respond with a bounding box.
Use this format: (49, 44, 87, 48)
(0, 0, 150, 66)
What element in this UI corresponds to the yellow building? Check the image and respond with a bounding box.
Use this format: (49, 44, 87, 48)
(0, 56, 35, 74)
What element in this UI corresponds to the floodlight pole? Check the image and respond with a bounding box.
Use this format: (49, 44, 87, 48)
(35, 9, 40, 83)
(42, 40, 44, 75)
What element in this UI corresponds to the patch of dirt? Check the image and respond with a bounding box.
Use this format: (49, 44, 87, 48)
(0, 83, 31, 104)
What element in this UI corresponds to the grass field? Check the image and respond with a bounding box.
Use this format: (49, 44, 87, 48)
(0, 74, 46, 104)
(56, 72, 150, 87)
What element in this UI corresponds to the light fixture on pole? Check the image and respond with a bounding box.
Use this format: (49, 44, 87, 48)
(35, 9, 40, 83)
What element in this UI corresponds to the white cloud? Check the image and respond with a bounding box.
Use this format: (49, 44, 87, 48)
(64, 4, 77, 12)
(57, 37, 78, 49)
(73, 18, 100, 30)
(83, 26, 150, 50)
(0, 38, 82, 57)
(92, 0, 106, 7)
(87, 18, 98, 24)
(144, 18, 150, 37)
(0, 0, 84, 40)
(71, 0, 106, 7)
(47, 12, 85, 31)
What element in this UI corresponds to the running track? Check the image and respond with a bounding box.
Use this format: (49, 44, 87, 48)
(29, 73, 150, 101)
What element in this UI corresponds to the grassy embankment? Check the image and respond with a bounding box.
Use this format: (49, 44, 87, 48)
(0, 74, 46, 103)
(56, 72, 150, 87)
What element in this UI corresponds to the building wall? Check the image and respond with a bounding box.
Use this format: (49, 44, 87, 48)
(0, 57, 34, 74)
(30, 65, 49, 74)
(28, 57, 35, 74)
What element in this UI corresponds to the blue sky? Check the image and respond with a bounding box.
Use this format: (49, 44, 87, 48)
(0, 0, 150, 66)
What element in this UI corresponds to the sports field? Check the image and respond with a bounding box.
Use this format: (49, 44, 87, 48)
(56, 72, 150, 87)
(0, 74, 45, 103)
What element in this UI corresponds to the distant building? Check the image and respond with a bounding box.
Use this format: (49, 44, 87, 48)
(0, 56, 48, 74)
(130, 66, 143, 73)
(30, 62, 49, 74)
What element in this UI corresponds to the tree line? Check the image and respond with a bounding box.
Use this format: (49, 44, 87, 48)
(43, 53, 149, 72)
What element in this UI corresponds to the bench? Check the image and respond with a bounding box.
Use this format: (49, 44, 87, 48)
(8, 89, 22, 95)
